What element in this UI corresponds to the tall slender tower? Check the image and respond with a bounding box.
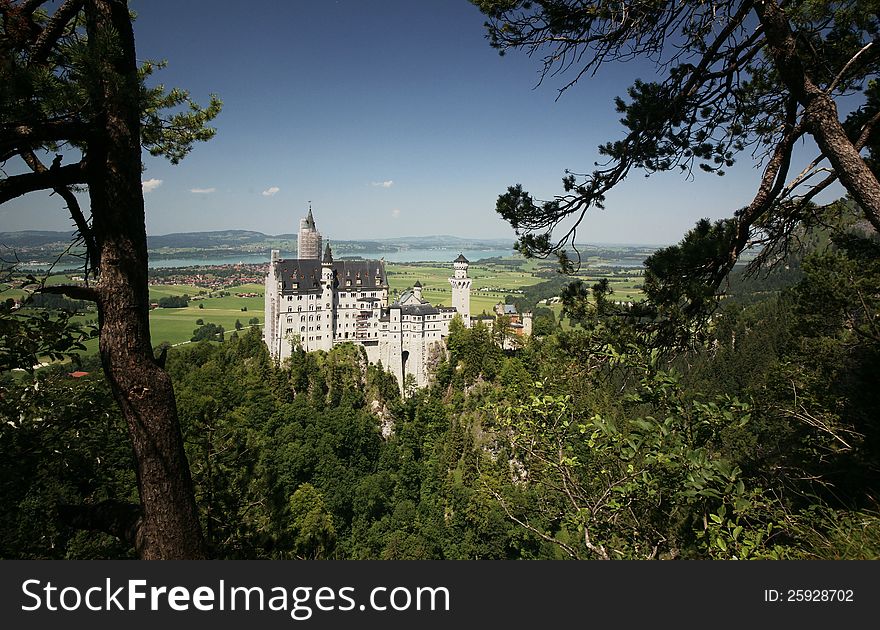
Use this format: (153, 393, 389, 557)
(318, 242, 336, 351)
(298, 205, 323, 260)
(449, 253, 471, 327)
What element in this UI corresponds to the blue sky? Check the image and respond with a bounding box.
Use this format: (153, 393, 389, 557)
(2, 0, 842, 244)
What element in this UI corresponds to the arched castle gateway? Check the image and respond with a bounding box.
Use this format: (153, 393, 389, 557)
(264, 210, 471, 389)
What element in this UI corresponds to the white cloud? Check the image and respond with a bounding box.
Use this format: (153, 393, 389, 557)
(142, 178, 163, 193)
(371, 180, 394, 188)
(190, 187, 216, 194)
(261, 186, 280, 197)
(391, 208, 401, 219)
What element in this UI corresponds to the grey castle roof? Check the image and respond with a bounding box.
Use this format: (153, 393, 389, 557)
(454, 253, 469, 263)
(396, 289, 428, 305)
(389, 303, 458, 317)
(398, 303, 441, 316)
(413, 280, 422, 287)
(322, 242, 333, 264)
(275, 258, 387, 294)
(304, 208, 316, 229)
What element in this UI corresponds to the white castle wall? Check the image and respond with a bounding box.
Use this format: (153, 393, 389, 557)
(265, 214, 473, 391)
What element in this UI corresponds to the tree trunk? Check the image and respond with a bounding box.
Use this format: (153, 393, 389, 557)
(85, 0, 205, 559)
(754, 1, 880, 233)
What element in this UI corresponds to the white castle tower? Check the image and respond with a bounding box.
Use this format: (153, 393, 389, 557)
(449, 253, 472, 327)
(298, 206, 322, 260)
(318, 242, 337, 351)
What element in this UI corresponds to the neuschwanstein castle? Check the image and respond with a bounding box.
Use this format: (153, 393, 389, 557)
(264, 209, 472, 388)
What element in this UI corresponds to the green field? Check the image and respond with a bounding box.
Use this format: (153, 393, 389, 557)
(387, 260, 556, 316)
(146, 282, 265, 346)
(387, 260, 644, 315)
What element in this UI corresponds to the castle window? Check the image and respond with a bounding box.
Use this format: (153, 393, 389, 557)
(346, 280, 351, 287)
(292, 283, 298, 289)
(301, 315, 305, 322)
(301, 326, 305, 332)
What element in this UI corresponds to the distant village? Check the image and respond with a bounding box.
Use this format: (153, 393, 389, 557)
(148, 263, 267, 291)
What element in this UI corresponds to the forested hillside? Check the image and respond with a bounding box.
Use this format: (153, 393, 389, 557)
(2, 209, 878, 559)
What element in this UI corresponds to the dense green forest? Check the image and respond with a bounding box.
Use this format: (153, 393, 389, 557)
(2, 207, 878, 559)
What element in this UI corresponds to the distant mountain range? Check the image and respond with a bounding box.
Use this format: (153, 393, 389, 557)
(0, 230, 78, 248)
(0, 229, 516, 255)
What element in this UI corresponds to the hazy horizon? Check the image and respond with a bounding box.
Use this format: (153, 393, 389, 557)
(0, 226, 671, 249)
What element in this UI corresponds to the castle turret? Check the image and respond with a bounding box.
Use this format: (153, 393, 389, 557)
(413, 280, 423, 302)
(522, 310, 533, 337)
(449, 253, 471, 327)
(265, 249, 281, 356)
(318, 242, 335, 351)
(298, 205, 323, 260)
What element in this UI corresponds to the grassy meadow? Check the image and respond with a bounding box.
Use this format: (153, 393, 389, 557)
(145, 282, 265, 347)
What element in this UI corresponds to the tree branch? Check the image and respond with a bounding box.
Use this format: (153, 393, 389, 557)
(0, 120, 90, 155)
(57, 500, 144, 552)
(755, 1, 880, 233)
(482, 479, 583, 559)
(17, 0, 51, 15)
(825, 40, 875, 95)
(38, 284, 99, 301)
(721, 98, 803, 265)
(19, 149, 99, 273)
(0, 160, 86, 203)
(29, 0, 84, 66)
(780, 108, 880, 214)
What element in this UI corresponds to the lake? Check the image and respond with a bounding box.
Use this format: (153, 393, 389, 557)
(20, 248, 517, 271)
(23, 246, 653, 271)
(146, 248, 517, 268)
